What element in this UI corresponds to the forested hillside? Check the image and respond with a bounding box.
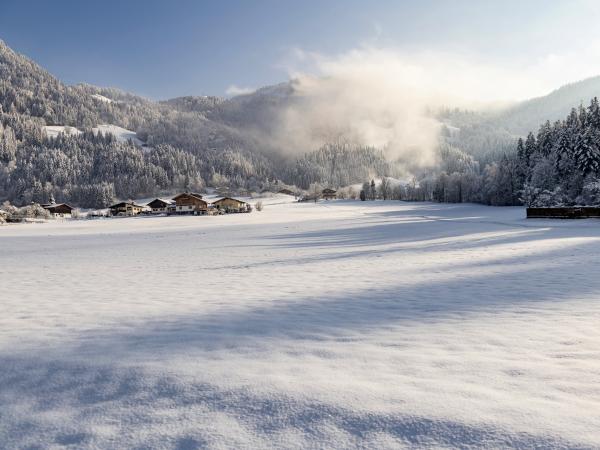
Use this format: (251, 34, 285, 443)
(518, 98, 600, 206)
(403, 78, 600, 206)
(401, 98, 600, 207)
(0, 41, 394, 206)
(4, 38, 600, 208)
(438, 76, 600, 167)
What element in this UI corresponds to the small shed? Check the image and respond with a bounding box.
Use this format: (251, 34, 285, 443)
(172, 192, 208, 215)
(109, 201, 145, 216)
(212, 197, 249, 213)
(42, 203, 74, 218)
(322, 188, 337, 200)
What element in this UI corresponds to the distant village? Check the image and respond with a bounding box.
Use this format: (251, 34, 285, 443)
(0, 188, 338, 223)
(110, 193, 252, 218)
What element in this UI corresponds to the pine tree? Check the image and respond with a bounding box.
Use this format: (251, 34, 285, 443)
(588, 97, 600, 129)
(516, 138, 525, 161)
(575, 127, 600, 175)
(536, 121, 553, 157)
(524, 132, 537, 167)
(554, 125, 573, 176)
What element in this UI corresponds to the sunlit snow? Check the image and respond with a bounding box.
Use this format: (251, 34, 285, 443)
(91, 93, 113, 103)
(1, 199, 599, 448)
(42, 123, 147, 148)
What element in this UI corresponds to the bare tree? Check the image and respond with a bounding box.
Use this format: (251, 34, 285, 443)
(308, 182, 322, 202)
(379, 177, 392, 200)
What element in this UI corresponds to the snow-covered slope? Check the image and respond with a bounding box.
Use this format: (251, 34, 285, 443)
(92, 124, 145, 146)
(90, 93, 113, 103)
(42, 125, 82, 138)
(1, 201, 600, 448)
(43, 123, 146, 148)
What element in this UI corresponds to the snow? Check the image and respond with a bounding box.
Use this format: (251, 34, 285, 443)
(92, 124, 145, 147)
(1, 200, 600, 448)
(91, 93, 113, 104)
(42, 124, 147, 149)
(42, 125, 82, 138)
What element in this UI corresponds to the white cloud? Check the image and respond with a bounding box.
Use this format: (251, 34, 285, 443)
(268, 46, 526, 169)
(225, 85, 256, 96)
(266, 42, 600, 171)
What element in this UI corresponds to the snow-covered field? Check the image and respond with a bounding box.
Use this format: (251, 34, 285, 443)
(43, 124, 146, 147)
(91, 93, 113, 104)
(42, 125, 82, 138)
(2, 199, 600, 449)
(92, 124, 145, 147)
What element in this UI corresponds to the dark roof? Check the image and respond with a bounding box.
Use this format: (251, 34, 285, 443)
(212, 197, 247, 205)
(172, 192, 204, 201)
(109, 201, 144, 208)
(322, 189, 337, 194)
(42, 203, 74, 212)
(147, 198, 173, 207)
(278, 189, 295, 195)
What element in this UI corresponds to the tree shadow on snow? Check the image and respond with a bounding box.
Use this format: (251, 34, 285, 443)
(36, 233, 600, 358)
(266, 206, 600, 251)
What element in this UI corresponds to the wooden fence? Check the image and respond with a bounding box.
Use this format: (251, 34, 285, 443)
(526, 207, 600, 219)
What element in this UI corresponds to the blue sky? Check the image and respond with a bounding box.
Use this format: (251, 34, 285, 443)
(2, 0, 600, 100)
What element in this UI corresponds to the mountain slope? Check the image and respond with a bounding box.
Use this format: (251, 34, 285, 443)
(493, 76, 600, 135)
(5, 37, 600, 207)
(0, 40, 159, 129)
(0, 40, 394, 206)
(439, 76, 600, 165)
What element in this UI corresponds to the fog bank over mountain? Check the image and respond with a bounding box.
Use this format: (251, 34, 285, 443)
(262, 46, 575, 168)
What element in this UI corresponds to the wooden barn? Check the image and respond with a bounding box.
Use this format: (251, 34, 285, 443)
(172, 192, 208, 215)
(278, 189, 295, 196)
(147, 198, 173, 214)
(109, 201, 145, 216)
(322, 188, 337, 200)
(212, 197, 249, 213)
(42, 203, 74, 218)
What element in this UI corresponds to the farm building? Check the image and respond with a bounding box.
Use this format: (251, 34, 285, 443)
(212, 197, 249, 213)
(172, 193, 208, 215)
(147, 198, 173, 214)
(278, 189, 295, 196)
(322, 188, 337, 200)
(42, 203, 74, 218)
(109, 201, 145, 217)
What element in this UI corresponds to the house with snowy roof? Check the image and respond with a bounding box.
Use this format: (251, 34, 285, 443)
(109, 201, 145, 216)
(212, 197, 249, 213)
(172, 192, 208, 215)
(146, 198, 174, 214)
(42, 203, 74, 218)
